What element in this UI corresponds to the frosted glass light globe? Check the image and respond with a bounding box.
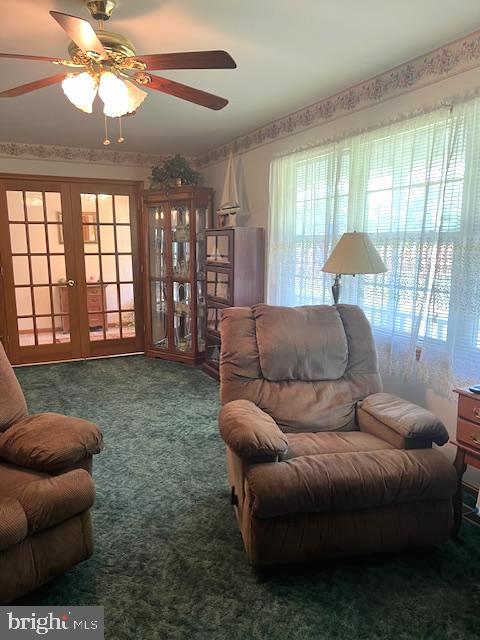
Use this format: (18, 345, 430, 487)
(99, 71, 129, 118)
(124, 80, 147, 113)
(62, 72, 98, 113)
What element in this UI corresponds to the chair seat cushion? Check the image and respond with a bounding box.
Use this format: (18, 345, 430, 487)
(284, 431, 394, 459)
(246, 448, 457, 518)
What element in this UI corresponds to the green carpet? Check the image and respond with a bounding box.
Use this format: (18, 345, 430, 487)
(14, 356, 480, 640)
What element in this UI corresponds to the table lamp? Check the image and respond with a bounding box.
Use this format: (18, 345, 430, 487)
(322, 231, 386, 304)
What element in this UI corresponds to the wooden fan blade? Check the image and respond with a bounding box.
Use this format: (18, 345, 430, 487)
(0, 53, 64, 63)
(140, 75, 228, 110)
(133, 50, 236, 70)
(0, 74, 65, 98)
(50, 11, 106, 59)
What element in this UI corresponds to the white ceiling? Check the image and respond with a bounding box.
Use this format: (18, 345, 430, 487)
(1, 0, 480, 156)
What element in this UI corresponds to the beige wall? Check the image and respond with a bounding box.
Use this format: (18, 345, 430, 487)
(201, 66, 480, 486)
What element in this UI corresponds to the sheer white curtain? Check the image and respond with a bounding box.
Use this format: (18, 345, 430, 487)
(268, 99, 480, 396)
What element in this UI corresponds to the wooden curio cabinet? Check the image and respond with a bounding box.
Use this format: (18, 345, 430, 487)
(143, 187, 212, 365)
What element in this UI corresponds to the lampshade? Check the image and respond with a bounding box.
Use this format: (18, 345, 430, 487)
(62, 72, 98, 113)
(322, 232, 386, 275)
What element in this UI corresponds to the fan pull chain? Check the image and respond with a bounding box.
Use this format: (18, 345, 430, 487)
(118, 116, 125, 143)
(103, 115, 111, 145)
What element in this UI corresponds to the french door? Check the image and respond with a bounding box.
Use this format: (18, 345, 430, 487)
(0, 176, 143, 365)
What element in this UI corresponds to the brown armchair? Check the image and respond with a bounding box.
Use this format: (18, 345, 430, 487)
(0, 344, 103, 603)
(219, 304, 457, 566)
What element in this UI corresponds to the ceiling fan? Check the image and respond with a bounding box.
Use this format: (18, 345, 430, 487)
(0, 0, 236, 143)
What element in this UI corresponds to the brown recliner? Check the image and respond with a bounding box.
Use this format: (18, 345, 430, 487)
(219, 304, 457, 566)
(0, 344, 103, 603)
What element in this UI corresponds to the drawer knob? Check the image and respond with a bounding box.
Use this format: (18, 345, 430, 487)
(473, 407, 480, 419)
(471, 435, 480, 446)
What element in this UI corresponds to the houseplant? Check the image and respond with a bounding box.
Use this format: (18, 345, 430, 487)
(150, 154, 203, 192)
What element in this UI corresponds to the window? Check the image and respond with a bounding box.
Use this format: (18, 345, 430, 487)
(268, 100, 480, 394)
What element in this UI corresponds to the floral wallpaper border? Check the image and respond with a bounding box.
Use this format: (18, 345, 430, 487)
(195, 28, 480, 167)
(0, 141, 166, 167)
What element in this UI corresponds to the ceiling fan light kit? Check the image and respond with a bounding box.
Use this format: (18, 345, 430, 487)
(0, 0, 236, 144)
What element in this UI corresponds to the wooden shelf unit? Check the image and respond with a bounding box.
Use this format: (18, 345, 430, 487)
(203, 227, 265, 379)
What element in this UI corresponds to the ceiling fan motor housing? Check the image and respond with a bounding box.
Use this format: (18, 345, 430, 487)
(85, 0, 117, 21)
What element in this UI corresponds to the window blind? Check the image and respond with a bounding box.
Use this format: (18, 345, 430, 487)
(268, 99, 480, 395)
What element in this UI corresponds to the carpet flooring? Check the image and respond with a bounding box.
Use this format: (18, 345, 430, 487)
(14, 355, 480, 640)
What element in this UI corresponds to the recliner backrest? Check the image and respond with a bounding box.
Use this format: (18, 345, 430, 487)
(0, 343, 28, 432)
(220, 304, 382, 433)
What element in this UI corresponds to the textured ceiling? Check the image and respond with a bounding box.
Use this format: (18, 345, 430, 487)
(1, 0, 480, 155)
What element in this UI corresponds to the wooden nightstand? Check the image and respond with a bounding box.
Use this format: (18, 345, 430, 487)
(452, 388, 480, 538)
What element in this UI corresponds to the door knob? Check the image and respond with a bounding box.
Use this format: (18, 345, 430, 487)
(67, 279, 75, 287)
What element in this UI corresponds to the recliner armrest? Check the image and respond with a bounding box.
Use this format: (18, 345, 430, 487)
(0, 413, 103, 473)
(358, 393, 449, 447)
(0, 497, 27, 551)
(219, 400, 288, 462)
(17, 469, 95, 535)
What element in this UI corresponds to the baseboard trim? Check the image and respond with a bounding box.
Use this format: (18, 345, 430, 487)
(13, 352, 144, 368)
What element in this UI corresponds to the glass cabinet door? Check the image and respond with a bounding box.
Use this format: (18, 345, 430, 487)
(196, 205, 207, 353)
(171, 202, 192, 352)
(149, 204, 169, 349)
(206, 232, 231, 265)
(206, 268, 232, 304)
(150, 204, 167, 279)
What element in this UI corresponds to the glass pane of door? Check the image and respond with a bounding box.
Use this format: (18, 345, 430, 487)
(81, 193, 136, 343)
(171, 203, 190, 278)
(6, 190, 71, 349)
(173, 281, 192, 352)
(206, 269, 231, 304)
(206, 233, 231, 264)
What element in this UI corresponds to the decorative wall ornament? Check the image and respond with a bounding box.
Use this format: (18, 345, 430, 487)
(0, 141, 167, 167)
(195, 28, 480, 167)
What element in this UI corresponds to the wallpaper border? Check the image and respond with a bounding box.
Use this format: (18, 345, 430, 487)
(195, 28, 480, 167)
(0, 142, 166, 168)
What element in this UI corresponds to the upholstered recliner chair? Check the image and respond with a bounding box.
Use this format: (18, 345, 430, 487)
(219, 304, 457, 566)
(0, 344, 103, 603)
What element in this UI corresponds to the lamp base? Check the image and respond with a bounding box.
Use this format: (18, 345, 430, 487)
(332, 274, 341, 304)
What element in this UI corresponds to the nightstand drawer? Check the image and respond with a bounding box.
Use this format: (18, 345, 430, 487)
(458, 394, 480, 425)
(457, 417, 480, 450)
